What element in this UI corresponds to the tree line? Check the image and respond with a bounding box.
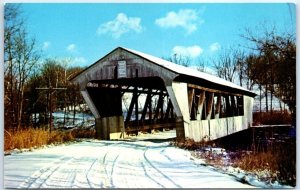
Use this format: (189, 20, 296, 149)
(4, 5, 84, 130)
(212, 28, 295, 118)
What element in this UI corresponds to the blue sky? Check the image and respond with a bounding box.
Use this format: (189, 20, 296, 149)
(16, 3, 296, 68)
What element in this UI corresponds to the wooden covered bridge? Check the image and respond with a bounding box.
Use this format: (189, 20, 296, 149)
(71, 47, 256, 141)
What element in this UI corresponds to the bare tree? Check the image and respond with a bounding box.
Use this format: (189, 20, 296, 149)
(212, 47, 244, 83)
(241, 26, 296, 115)
(4, 4, 40, 129)
(195, 57, 207, 72)
(164, 53, 191, 67)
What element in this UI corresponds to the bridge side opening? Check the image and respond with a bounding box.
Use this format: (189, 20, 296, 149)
(171, 74, 253, 141)
(187, 87, 244, 121)
(185, 84, 251, 141)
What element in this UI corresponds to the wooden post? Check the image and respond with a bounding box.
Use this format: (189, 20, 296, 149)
(164, 98, 173, 120)
(197, 90, 205, 120)
(230, 95, 237, 116)
(141, 89, 152, 121)
(149, 94, 152, 123)
(135, 86, 138, 125)
(125, 94, 134, 123)
(215, 94, 221, 119)
(154, 91, 164, 122)
(225, 95, 231, 117)
(206, 92, 214, 120)
(188, 88, 195, 117)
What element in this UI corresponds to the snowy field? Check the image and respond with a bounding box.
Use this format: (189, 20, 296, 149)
(3, 130, 257, 189)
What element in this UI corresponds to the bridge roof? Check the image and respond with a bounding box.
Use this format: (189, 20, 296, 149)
(72, 47, 256, 97)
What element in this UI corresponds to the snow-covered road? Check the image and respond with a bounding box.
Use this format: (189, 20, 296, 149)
(4, 132, 254, 188)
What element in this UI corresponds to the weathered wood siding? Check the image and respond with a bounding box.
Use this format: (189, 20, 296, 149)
(182, 95, 254, 141)
(73, 49, 177, 90)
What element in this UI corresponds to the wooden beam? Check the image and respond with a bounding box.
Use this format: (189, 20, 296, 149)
(206, 92, 214, 120)
(160, 92, 164, 120)
(164, 98, 173, 120)
(153, 91, 164, 121)
(187, 84, 243, 96)
(135, 86, 139, 124)
(141, 89, 152, 121)
(89, 85, 168, 96)
(125, 93, 135, 123)
(196, 90, 205, 120)
(188, 88, 195, 115)
(214, 94, 221, 119)
(225, 95, 231, 117)
(230, 95, 237, 116)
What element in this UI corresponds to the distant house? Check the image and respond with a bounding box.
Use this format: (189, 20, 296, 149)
(71, 47, 256, 141)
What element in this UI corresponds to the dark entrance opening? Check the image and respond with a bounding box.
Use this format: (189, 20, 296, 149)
(86, 77, 177, 139)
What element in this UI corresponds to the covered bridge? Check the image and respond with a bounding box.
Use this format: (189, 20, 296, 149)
(71, 47, 256, 141)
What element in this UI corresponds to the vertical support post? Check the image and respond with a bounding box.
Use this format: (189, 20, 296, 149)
(135, 69, 139, 133)
(230, 95, 237, 116)
(135, 86, 138, 125)
(215, 94, 221, 119)
(206, 92, 214, 120)
(154, 91, 163, 122)
(225, 95, 231, 117)
(164, 98, 173, 120)
(149, 94, 152, 123)
(188, 88, 195, 117)
(160, 92, 164, 120)
(141, 89, 152, 121)
(197, 90, 205, 120)
(125, 92, 135, 123)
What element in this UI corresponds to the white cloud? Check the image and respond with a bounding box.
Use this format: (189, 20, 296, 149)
(155, 9, 203, 34)
(210, 42, 221, 52)
(97, 13, 142, 39)
(42, 41, 50, 50)
(66, 44, 76, 52)
(172, 45, 203, 58)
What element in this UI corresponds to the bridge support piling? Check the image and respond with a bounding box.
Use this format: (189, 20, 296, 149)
(95, 116, 124, 140)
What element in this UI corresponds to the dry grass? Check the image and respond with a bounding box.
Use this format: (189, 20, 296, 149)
(171, 138, 214, 150)
(232, 141, 296, 186)
(71, 128, 96, 138)
(253, 111, 291, 125)
(4, 127, 95, 152)
(172, 137, 296, 187)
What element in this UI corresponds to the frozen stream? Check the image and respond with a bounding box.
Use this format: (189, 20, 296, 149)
(4, 131, 254, 188)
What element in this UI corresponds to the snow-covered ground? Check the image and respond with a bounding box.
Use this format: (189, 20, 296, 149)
(4, 130, 256, 189)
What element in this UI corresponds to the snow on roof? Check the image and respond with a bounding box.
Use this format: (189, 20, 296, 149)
(122, 47, 254, 94)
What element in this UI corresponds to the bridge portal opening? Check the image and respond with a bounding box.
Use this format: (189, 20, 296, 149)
(86, 77, 177, 139)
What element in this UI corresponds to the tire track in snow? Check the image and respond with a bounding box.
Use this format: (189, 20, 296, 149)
(143, 148, 181, 188)
(85, 157, 99, 188)
(102, 142, 122, 188)
(159, 149, 173, 162)
(109, 154, 120, 187)
(18, 156, 75, 188)
(19, 141, 120, 189)
(141, 161, 165, 188)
